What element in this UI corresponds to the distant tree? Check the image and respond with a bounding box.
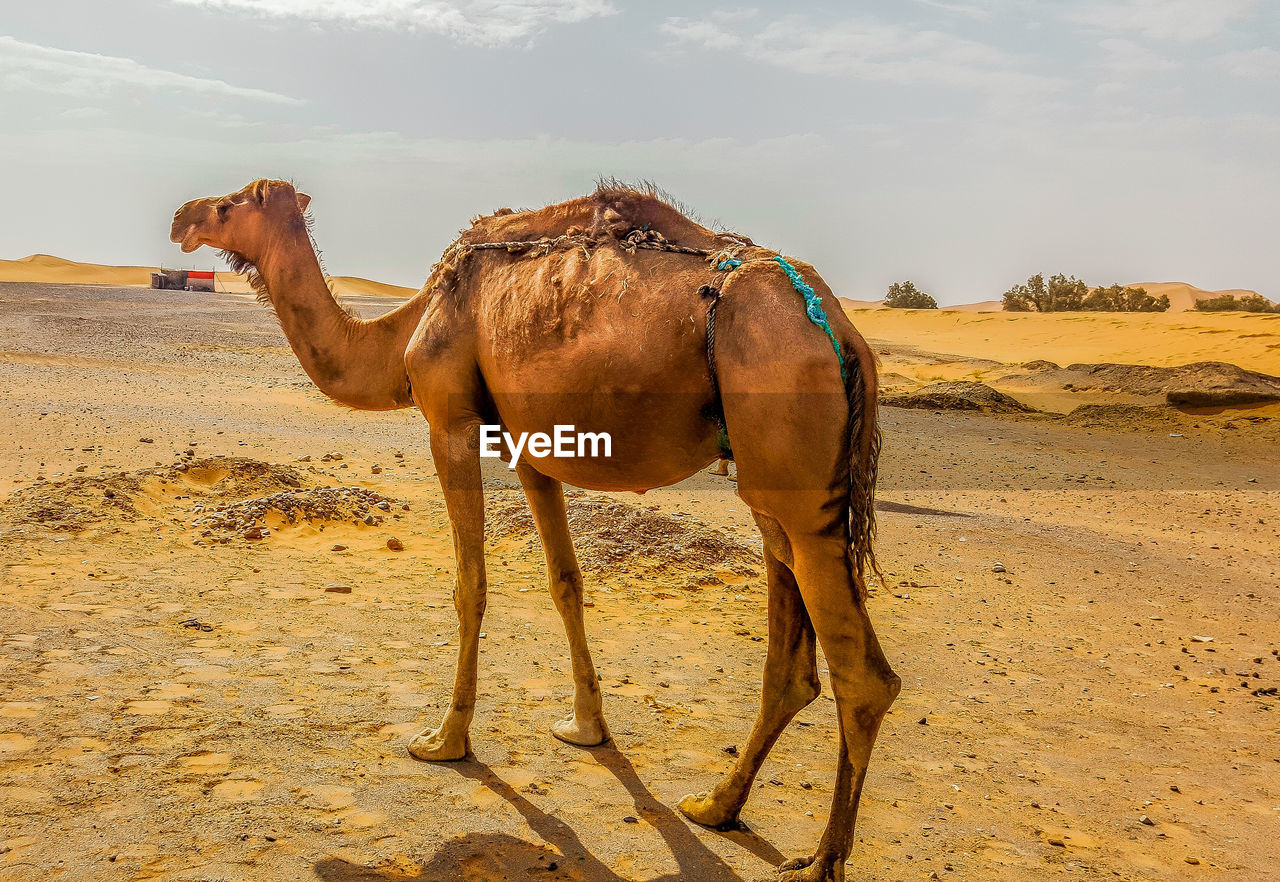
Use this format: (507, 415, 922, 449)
(884, 281, 938, 309)
(1236, 293, 1279, 313)
(1002, 273, 1088, 312)
(1195, 294, 1238, 312)
(1082, 283, 1170, 312)
(1195, 293, 1280, 313)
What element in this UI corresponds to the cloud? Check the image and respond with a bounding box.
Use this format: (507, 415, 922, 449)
(1066, 0, 1259, 43)
(1098, 37, 1178, 75)
(1217, 47, 1280, 79)
(910, 0, 1000, 20)
(660, 13, 1061, 98)
(168, 0, 616, 47)
(0, 35, 300, 104)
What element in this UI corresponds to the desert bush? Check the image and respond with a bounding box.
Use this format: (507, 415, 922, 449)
(1002, 273, 1087, 312)
(1195, 293, 1279, 313)
(1082, 284, 1170, 312)
(1004, 274, 1170, 312)
(884, 281, 938, 309)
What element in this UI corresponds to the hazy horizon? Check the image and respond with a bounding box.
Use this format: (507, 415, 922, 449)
(3, 0, 1277, 304)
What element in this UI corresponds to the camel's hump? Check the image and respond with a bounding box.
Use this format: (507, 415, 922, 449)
(460, 183, 736, 253)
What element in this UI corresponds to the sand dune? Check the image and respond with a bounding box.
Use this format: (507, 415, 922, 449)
(0, 253, 158, 287)
(845, 306, 1280, 375)
(0, 254, 414, 299)
(1129, 281, 1269, 312)
(327, 275, 417, 298)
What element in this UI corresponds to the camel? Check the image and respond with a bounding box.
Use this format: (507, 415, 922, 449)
(170, 178, 900, 881)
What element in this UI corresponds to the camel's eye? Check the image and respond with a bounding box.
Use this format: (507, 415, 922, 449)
(216, 202, 232, 221)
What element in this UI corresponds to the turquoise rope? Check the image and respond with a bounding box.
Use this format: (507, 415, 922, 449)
(772, 256, 846, 381)
(717, 258, 742, 271)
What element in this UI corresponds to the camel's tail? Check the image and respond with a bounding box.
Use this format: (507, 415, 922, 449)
(846, 350, 882, 594)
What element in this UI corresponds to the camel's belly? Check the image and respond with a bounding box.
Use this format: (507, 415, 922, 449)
(485, 390, 722, 491)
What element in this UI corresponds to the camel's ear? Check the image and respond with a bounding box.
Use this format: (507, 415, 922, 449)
(296, 192, 311, 213)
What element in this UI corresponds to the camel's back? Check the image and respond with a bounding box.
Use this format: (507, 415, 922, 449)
(461, 184, 731, 252)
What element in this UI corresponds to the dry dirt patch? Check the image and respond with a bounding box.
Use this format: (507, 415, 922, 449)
(486, 485, 760, 578)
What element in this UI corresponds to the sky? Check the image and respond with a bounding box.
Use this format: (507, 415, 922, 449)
(2, 0, 1277, 304)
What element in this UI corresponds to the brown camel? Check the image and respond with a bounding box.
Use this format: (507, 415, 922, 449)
(170, 178, 900, 881)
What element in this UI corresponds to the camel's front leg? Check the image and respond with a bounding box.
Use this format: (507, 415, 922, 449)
(409, 424, 487, 762)
(515, 462, 609, 746)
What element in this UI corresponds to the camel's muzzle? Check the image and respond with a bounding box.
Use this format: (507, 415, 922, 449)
(170, 199, 213, 253)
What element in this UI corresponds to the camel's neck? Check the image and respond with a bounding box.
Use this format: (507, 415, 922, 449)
(253, 224, 425, 410)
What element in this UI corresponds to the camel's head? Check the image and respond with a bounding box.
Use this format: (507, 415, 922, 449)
(170, 179, 311, 256)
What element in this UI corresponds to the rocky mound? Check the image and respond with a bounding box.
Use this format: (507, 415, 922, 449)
(1061, 404, 1184, 430)
(171, 456, 305, 498)
(191, 487, 402, 543)
(0, 471, 144, 532)
(1, 457, 306, 533)
(1009, 361, 1280, 408)
(882, 382, 1035, 414)
(486, 490, 759, 577)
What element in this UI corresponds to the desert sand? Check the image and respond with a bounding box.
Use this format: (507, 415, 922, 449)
(1, 278, 1278, 882)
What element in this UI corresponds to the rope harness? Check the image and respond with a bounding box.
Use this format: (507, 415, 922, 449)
(445, 228, 845, 457)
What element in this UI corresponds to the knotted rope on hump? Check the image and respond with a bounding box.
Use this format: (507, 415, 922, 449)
(771, 256, 847, 382)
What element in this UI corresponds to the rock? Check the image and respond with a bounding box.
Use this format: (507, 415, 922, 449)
(297, 455, 311, 463)
(882, 382, 1036, 414)
(363, 515, 376, 526)
(1139, 814, 1154, 826)
(331, 544, 347, 552)
(387, 537, 404, 551)
(992, 562, 1007, 573)
(139, 437, 154, 444)
(325, 583, 352, 594)
(622, 816, 638, 824)
(1191, 635, 1214, 643)
(243, 526, 267, 540)
(371, 465, 382, 474)
(376, 500, 391, 511)
(1021, 360, 1060, 371)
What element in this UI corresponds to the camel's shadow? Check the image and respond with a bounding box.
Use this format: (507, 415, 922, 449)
(313, 746, 785, 881)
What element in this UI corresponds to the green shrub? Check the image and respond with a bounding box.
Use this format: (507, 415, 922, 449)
(884, 281, 938, 309)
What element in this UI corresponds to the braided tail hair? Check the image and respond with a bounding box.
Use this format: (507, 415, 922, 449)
(846, 349, 882, 598)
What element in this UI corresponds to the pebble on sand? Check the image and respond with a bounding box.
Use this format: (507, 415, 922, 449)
(387, 538, 404, 551)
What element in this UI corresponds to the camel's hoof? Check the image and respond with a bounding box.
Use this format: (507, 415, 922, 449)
(550, 712, 609, 747)
(678, 791, 739, 830)
(776, 855, 841, 882)
(407, 727, 470, 762)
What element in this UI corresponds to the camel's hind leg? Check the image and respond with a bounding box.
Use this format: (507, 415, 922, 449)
(776, 537, 900, 882)
(408, 424, 486, 762)
(515, 462, 609, 746)
(679, 517, 819, 828)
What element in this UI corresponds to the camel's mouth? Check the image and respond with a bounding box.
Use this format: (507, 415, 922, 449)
(173, 224, 203, 253)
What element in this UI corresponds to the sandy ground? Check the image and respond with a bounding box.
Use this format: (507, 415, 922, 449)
(1, 282, 1278, 882)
